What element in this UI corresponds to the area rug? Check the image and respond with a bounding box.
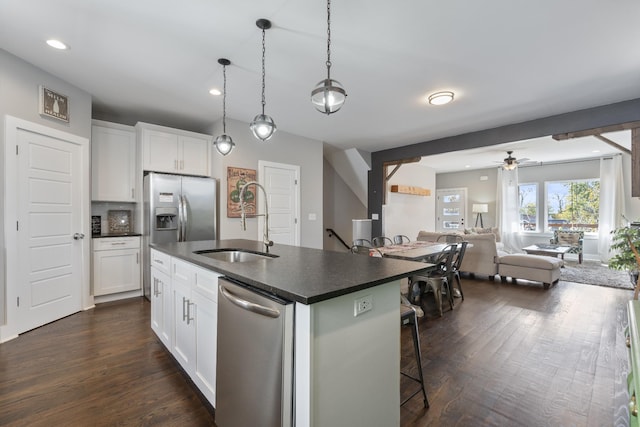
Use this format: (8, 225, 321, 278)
(560, 260, 634, 290)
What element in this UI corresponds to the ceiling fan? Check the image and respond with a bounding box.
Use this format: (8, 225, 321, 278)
(500, 151, 530, 170)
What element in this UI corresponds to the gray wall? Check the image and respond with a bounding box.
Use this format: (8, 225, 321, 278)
(323, 158, 366, 252)
(0, 49, 92, 325)
(436, 167, 499, 228)
(208, 118, 324, 249)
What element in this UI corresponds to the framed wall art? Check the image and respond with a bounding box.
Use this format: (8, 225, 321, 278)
(39, 85, 69, 122)
(227, 167, 257, 218)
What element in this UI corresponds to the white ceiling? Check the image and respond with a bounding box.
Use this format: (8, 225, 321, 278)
(1, 0, 640, 160)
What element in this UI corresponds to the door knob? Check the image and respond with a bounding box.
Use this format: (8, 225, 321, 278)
(73, 233, 85, 240)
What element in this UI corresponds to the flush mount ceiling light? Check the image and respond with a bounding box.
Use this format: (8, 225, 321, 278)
(213, 58, 235, 156)
(209, 88, 222, 96)
(46, 39, 69, 50)
(428, 91, 454, 106)
(311, 0, 347, 114)
(249, 19, 277, 142)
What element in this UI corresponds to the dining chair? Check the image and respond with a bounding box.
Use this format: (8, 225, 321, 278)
(408, 244, 456, 317)
(436, 234, 463, 243)
(352, 238, 372, 247)
(393, 234, 411, 245)
(448, 241, 468, 303)
(372, 236, 393, 247)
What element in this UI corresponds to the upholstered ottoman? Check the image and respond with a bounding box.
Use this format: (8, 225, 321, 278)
(498, 254, 563, 289)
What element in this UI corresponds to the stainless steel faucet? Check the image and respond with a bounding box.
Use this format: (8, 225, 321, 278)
(239, 181, 274, 252)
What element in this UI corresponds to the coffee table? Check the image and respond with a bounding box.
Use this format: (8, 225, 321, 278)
(522, 244, 571, 260)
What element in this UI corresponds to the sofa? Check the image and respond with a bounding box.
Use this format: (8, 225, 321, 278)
(416, 229, 507, 279)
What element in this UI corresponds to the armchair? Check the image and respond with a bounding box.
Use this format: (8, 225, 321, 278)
(550, 230, 584, 263)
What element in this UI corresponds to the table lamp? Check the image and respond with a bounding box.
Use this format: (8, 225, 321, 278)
(472, 204, 488, 228)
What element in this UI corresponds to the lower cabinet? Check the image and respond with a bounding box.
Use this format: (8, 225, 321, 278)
(93, 236, 141, 296)
(150, 266, 172, 349)
(150, 249, 219, 406)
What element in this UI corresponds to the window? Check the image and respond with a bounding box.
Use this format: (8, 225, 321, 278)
(519, 183, 537, 231)
(546, 179, 600, 232)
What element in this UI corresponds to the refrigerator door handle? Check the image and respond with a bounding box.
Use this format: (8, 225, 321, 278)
(181, 195, 189, 241)
(177, 195, 184, 242)
(220, 285, 281, 318)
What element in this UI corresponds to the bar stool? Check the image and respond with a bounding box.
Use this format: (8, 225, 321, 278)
(400, 303, 429, 408)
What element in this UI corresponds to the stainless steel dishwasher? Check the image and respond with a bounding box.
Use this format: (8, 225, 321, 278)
(216, 277, 294, 427)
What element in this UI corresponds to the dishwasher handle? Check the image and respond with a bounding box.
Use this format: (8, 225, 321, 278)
(220, 285, 281, 319)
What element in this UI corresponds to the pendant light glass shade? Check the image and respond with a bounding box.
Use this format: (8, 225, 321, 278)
(311, 0, 347, 114)
(213, 58, 235, 156)
(214, 134, 234, 155)
(250, 19, 277, 142)
(249, 113, 277, 141)
(311, 78, 346, 114)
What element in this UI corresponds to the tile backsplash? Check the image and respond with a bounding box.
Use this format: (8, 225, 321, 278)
(108, 210, 132, 233)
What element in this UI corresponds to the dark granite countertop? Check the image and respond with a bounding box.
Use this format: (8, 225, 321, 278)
(151, 239, 432, 305)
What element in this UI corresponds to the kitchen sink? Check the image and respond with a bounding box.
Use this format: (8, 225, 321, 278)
(194, 249, 278, 263)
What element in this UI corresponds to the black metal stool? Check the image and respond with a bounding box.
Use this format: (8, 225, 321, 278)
(400, 304, 429, 408)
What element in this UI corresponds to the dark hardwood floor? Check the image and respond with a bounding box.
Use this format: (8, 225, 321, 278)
(0, 276, 631, 426)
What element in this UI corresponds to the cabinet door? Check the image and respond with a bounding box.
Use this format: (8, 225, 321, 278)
(192, 289, 217, 406)
(91, 125, 136, 201)
(179, 135, 210, 176)
(93, 248, 141, 296)
(150, 267, 172, 348)
(172, 280, 196, 373)
(143, 129, 179, 173)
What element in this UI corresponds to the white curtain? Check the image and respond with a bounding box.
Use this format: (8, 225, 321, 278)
(496, 167, 523, 253)
(598, 155, 625, 262)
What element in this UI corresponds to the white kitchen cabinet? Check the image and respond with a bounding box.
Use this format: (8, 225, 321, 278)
(91, 120, 137, 202)
(167, 257, 220, 405)
(138, 122, 210, 176)
(150, 263, 173, 349)
(92, 236, 141, 296)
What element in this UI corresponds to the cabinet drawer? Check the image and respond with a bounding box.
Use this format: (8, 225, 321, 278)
(93, 236, 140, 251)
(151, 249, 171, 275)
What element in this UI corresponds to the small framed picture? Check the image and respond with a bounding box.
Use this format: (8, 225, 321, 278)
(39, 85, 69, 122)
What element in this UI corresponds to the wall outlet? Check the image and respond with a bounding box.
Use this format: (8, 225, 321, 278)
(354, 295, 373, 316)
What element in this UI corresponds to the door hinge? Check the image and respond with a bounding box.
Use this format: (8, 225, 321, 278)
(295, 179, 298, 185)
(17, 297, 19, 307)
(16, 145, 19, 155)
(16, 221, 19, 231)
(295, 218, 298, 224)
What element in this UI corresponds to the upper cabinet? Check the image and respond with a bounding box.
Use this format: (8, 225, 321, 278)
(137, 122, 211, 177)
(91, 120, 137, 202)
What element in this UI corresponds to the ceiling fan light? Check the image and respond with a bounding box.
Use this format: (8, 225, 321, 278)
(214, 134, 235, 155)
(46, 39, 69, 50)
(250, 114, 277, 141)
(503, 162, 517, 171)
(428, 91, 454, 105)
(311, 78, 346, 114)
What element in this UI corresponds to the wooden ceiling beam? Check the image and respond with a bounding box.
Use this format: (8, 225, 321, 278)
(593, 134, 631, 155)
(552, 121, 640, 140)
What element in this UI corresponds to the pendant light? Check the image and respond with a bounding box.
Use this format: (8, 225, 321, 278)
(213, 58, 235, 156)
(249, 19, 277, 142)
(311, 0, 347, 114)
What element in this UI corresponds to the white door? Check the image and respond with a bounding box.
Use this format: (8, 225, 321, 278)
(436, 188, 467, 232)
(259, 161, 300, 246)
(14, 125, 84, 333)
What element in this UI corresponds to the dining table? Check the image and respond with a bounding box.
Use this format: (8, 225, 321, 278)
(369, 240, 451, 263)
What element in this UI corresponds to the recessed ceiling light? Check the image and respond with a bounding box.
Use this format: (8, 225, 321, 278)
(428, 91, 454, 106)
(592, 149, 601, 153)
(46, 39, 69, 50)
(209, 88, 222, 96)
(465, 164, 471, 168)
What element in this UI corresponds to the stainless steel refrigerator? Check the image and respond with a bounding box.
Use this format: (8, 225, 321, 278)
(143, 172, 217, 299)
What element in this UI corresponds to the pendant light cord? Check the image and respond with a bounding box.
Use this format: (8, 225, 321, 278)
(222, 64, 227, 133)
(326, 0, 332, 79)
(261, 27, 266, 115)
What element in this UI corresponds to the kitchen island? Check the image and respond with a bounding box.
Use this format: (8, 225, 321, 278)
(150, 239, 432, 427)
